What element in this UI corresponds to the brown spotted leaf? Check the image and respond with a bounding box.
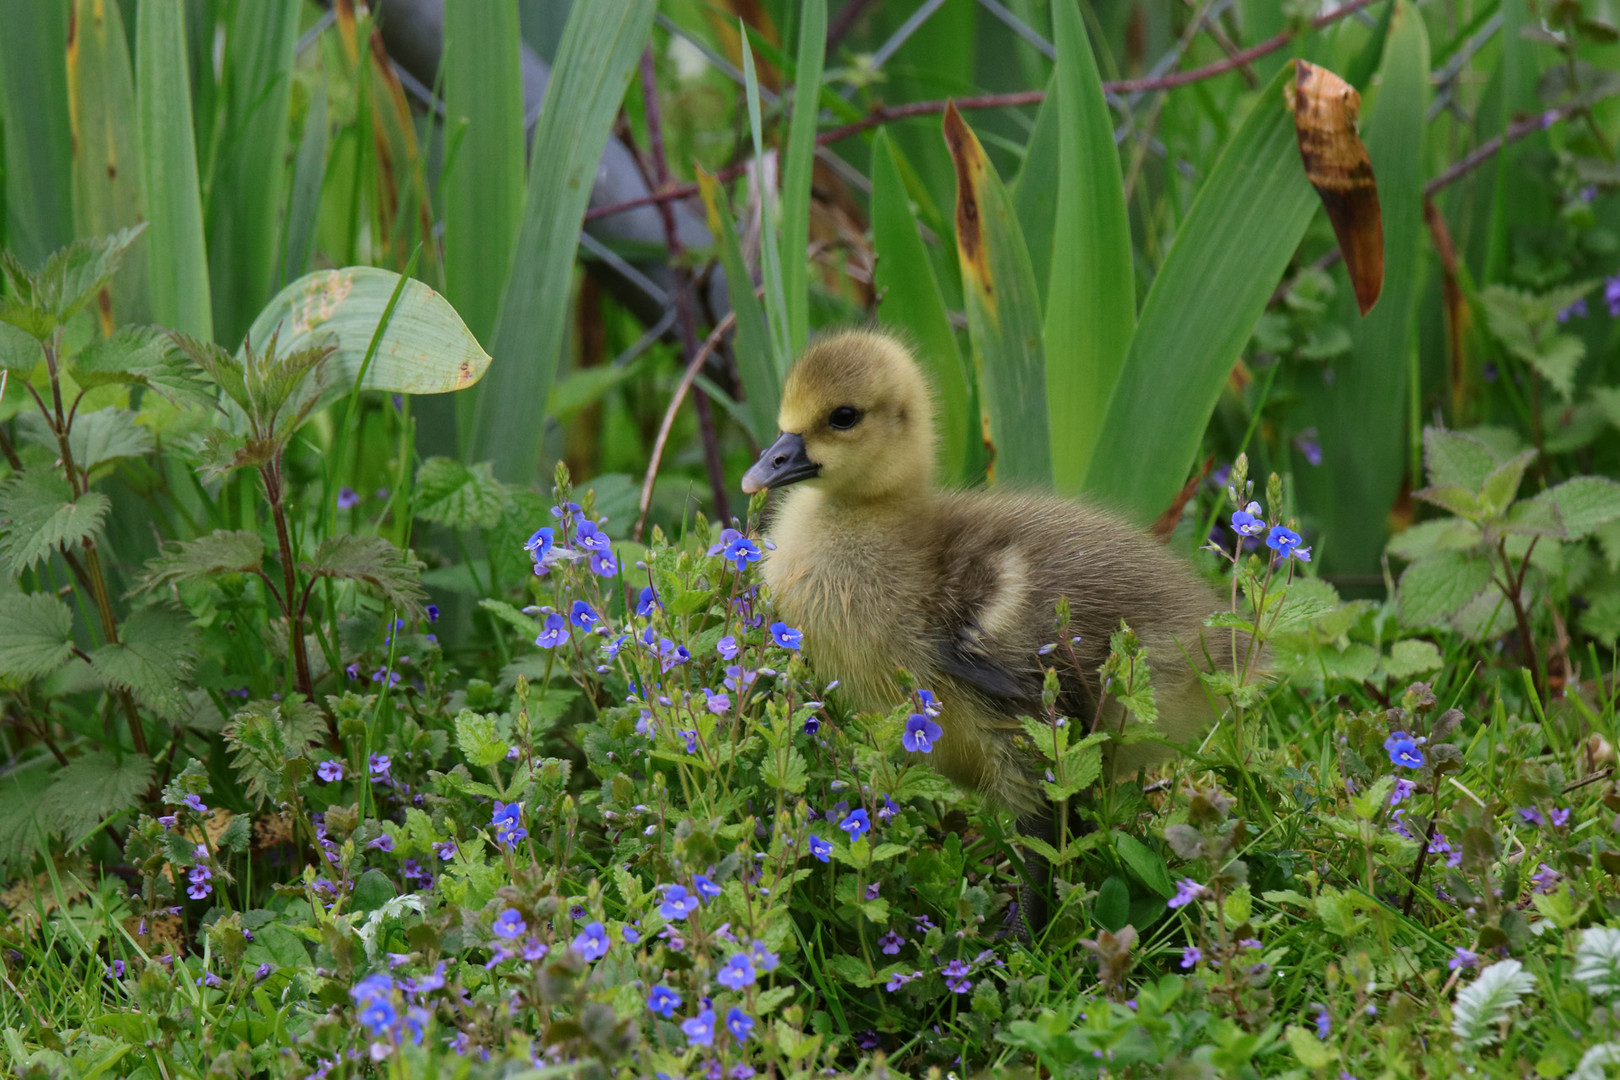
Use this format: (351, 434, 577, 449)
(1293, 61, 1383, 315)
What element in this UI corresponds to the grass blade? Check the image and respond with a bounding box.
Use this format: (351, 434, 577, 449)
(870, 130, 976, 485)
(281, 85, 328, 287)
(1300, 2, 1431, 573)
(136, 0, 213, 340)
(67, 0, 147, 327)
(779, 0, 826, 356)
(1044, 0, 1135, 493)
(442, 0, 526, 348)
(943, 103, 1052, 488)
(469, 0, 657, 480)
(697, 169, 780, 444)
(1083, 65, 1317, 522)
(1012, 82, 1060, 305)
(0, 2, 74, 267)
(740, 27, 790, 374)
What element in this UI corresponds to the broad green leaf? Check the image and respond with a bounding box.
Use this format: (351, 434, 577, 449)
(1044, 0, 1134, 492)
(0, 3, 73, 267)
(1412, 484, 1485, 520)
(414, 458, 506, 531)
(71, 408, 154, 473)
(135, 530, 266, 594)
(442, 0, 525, 346)
(740, 29, 790, 373)
(0, 471, 110, 574)
(1501, 497, 1566, 539)
(1422, 426, 1500, 490)
(1011, 84, 1060, 303)
(67, 0, 148, 327)
(1383, 639, 1443, 680)
(455, 709, 508, 769)
(0, 323, 41, 374)
(1084, 65, 1317, 520)
(0, 592, 75, 681)
(943, 104, 1052, 487)
(71, 325, 211, 406)
(470, 0, 658, 481)
(697, 170, 780, 442)
(281, 85, 327, 287)
(0, 227, 146, 338)
(245, 269, 491, 396)
(1112, 831, 1175, 898)
(206, 0, 300, 347)
(42, 751, 154, 844)
(1534, 477, 1620, 541)
(779, 0, 826, 355)
(1386, 517, 1484, 561)
(301, 535, 428, 615)
(1397, 549, 1494, 628)
(870, 131, 974, 484)
(136, 0, 213, 339)
(1480, 448, 1538, 516)
(0, 768, 53, 878)
(91, 605, 197, 719)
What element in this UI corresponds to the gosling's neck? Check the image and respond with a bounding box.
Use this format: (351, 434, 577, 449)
(795, 475, 936, 524)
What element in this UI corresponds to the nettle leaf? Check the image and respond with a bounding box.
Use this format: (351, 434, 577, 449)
(301, 535, 427, 615)
(70, 408, 155, 472)
(478, 599, 541, 639)
(1479, 449, 1538, 517)
(1412, 484, 1485, 521)
(225, 697, 325, 806)
(71, 325, 212, 406)
(1383, 639, 1443, 681)
(454, 709, 508, 768)
(1423, 426, 1500, 490)
(414, 457, 506, 531)
(1501, 497, 1566, 539)
(1387, 518, 1484, 561)
(0, 470, 111, 574)
(0, 321, 41, 374)
(0, 768, 53, 877)
(33, 226, 146, 325)
(1534, 476, 1620, 540)
(1398, 549, 1494, 628)
(41, 751, 153, 843)
(1479, 284, 1590, 400)
(90, 606, 197, 719)
(0, 592, 75, 681)
(134, 530, 265, 594)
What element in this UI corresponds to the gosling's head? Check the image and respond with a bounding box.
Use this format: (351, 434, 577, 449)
(741, 330, 937, 502)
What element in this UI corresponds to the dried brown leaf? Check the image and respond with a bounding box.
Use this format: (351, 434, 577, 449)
(1292, 61, 1383, 315)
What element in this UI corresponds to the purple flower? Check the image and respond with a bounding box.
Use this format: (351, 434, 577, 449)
(1265, 524, 1310, 562)
(1448, 947, 1480, 971)
(703, 688, 731, 715)
(345, 662, 361, 680)
(186, 864, 212, 900)
(1168, 878, 1207, 909)
(493, 909, 526, 939)
(1293, 429, 1323, 467)
(678, 729, 698, 754)
(636, 586, 660, 617)
(717, 952, 756, 990)
(337, 486, 360, 510)
(1389, 778, 1415, 805)
(573, 921, 610, 961)
(576, 519, 612, 553)
(886, 969, 922, 992)
(255, 962, 273, 981)
(1180, 946, 1201, 968)
(694, 874, 722, 901)
(879, 931, 904, 955)
(1551, 807, 1570, 827)
(183, 793, 207, 813)
(492, 801, 527, 847)
(1519, 806, 1545, 827)
(839, 808, 871, 840)
(425, 604, 439, 623)
(1385, 732, 1424, 769)
(368, 833, 394, 852)
(550, 501, 581, 521)
(590, 550, 618, 577)
(725, 1007, 754, 1043)
(902, 713, 943, 754)
(648, 985, 682, 1018)
(1230, 501, 1266, 537)
(808, 835, 832, 863)
(1532, 862, 1562, 894)
(534, 613, 567, 649)
(941, 959, 972, 994)
(433, 840, 456, 861)
(317, 759, 343, 783)
(369, 753, 391, 778)
(769, 622, 803, 650)
(1606, 274, 1620, 318)
(682, 1008, 716, 1047)
(1558, 296, 1589, 323)
(521, 938, 549, 961)
(1312, 1003, 1331, 1039)
(716, 635, 739, 660)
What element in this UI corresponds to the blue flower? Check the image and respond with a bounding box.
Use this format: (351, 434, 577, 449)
(717, 952, 756, 990)
(725, 1007, 755, 1043)
(749, 939, 780, 972)
(1448, 947, 1480, 971)
(682, 1008, 716, 1047)
(917, 688, 941, 716)
(902, 713, 942, 753)
(1389, 778, 1415, 805)
(1607, 273, 1620, 318)
(636, 586, 660, 617)
(716, 635, 739, 660)
(534, 612, 567, 648)
(570, 600, 598, 630)
(524, 527, 555, 559)
(839, 808, 870, 840)
(769, 622, 804, 650)
(1384, 732, 1424, 769)
(576, 519, 612, 553)
(678, 729, 698, 754)
(317, 759, 343, 783)
(721, 534, 763, 572)
(694, 874, 722, 901)
(1230, 501, 1266, 537)
(493, 909, 526, 939)
(1180, 946, 1201, 968)
(573, 921, 610, 961)
(1168, 878, 1206, 909)
(648, 985, 682, 1018)
(492, 801, 528, 847)
(704, 688, 731, 715)
(550, 501, 581, 521)
(880, 931, 904, 955)
(941, 958, 972, 993)
(590, 550, 618, 577)
(1551, 807, 1571, 827)
(425, 604, 439, 623)
(808, 835, 832, 862)
(601, 634, 628, 660)
(183, 792, 207, 813)
(345, 662, 361, 680)
(659, 884, 699, 920)
(1265, 524, 1310, 562)
(1312, 1003, 1331, 1039)
(337, 486, 360, 510)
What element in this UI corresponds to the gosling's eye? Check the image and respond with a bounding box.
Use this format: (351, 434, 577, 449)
(828, 406, 862, 430)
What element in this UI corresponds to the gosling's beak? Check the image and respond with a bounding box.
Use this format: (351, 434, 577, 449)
(741, 431, 819, 494)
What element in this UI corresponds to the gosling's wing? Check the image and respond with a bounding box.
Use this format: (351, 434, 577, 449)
(937, 619, 1037, 702)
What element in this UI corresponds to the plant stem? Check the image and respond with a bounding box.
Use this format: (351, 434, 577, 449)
(264, 455, 315, 702)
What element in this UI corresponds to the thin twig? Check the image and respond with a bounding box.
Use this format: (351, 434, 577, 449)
(1424, 108, 1568, 197)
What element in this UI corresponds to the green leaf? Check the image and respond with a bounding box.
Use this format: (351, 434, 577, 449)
(469, 0, 658, 481)
(136, 0, 213, 339)
(870, 130, 974, 484)
(740, 28, 790, 372)
(414, 458, 506, 531)
(477, 599, 542, 640)
(282, 86, 327, 287)
(0, 3, 73, 268)
(1412, 484, 1485, 520)
(0, 322, 41, 374)
(1383, 638, 1443, 680)
(224, 698, 324, 806)
(0, 768, 53, 878)
(1084, 64, 1317, 520)
(1479, 449, 1538, 517)
(1011, 84, 1060, 303)
(90, 605, 197, 718)
(455, 709, 508, 769)
(0, 470, 110, 574)
(1534, 477, 1620, 541)
(1423, 426, 1501, 490)
(70, 325, 211, 407)
(1043, 0, 1134, 492)
(779, 0, 826, 355)
(351, 868, 397, 912)
(1397, 549, 1494, 628)
(134, 530, 265, 594)
(301, 535, 428, 615)
(1112, 831, 1175, 898)
(245, 268, 491, 397)
(0, 227, 147, 337)
(943, 105, 1052, 487)
(70, 408, 154, 472)
(42, 751, 154, 844)
(697, 169, 780, 442)
(0, 593, 75, 681)
(1386, 517, 1484, 561)
(442, 0, 526, 346)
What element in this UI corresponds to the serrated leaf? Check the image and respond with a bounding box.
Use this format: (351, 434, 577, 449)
(71, 325, 211, 405)
(90, 606, 197, 718)
(455, 710, 507, 768)
(301, 535, 427, 615)
(1268, 577, 1344, 633)
(1383, 638, 1443, 680)
(478, 599, 542, 639)
(135, 530, 265, 594)
(414, 457, 506, 531)
(70, 408, 154, 472)
(0, 769, 53, 877)
(1534, 476, 1620, 540)
(1501, 497, 1566, 539)
(224, 697, 324, 806)
(761, 746, 809, 794)
(42, 751, 153, 843)
(1398, 550, 1494, 628)
(1422, 426, 1500, 490)
(0, 470, 110, 573)
(1387, 518, 1485, 560)
(1412, 484, 1485, 520)
(1452, 959, 1537, 1050)
(0, 226, 145, 337)
(0, 592, 75, 680)
(0, 321, 41, 373)
(1479, 449, 1537, 516)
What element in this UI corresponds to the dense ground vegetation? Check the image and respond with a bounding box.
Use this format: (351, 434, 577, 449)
(3, 1, 1620, 1077)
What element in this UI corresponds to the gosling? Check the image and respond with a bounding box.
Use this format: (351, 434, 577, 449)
(741, 330, 1231, 936)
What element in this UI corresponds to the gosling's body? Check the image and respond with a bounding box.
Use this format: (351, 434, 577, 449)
(743, 330, 1228, 820)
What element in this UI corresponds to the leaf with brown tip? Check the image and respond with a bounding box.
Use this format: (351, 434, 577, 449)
(1293, 60, 1383, 315)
